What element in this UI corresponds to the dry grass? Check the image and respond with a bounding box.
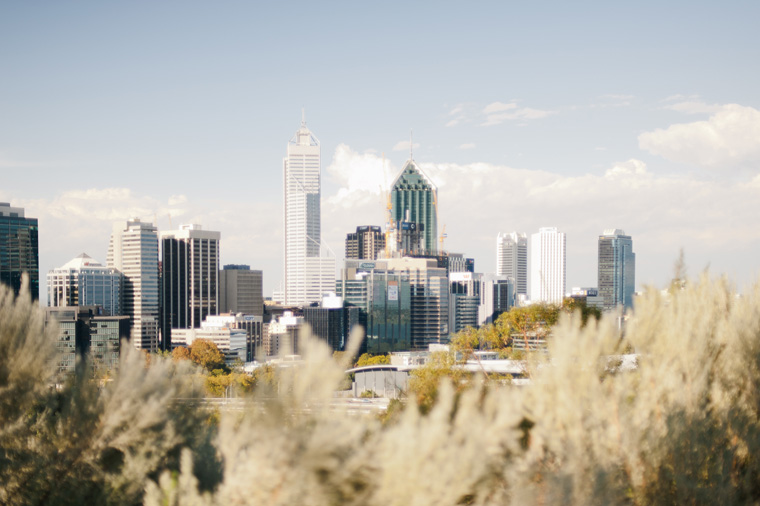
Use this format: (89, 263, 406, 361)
(2, 273, 760, 504)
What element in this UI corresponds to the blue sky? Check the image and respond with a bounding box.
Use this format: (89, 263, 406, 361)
(2, 1, 760, 297)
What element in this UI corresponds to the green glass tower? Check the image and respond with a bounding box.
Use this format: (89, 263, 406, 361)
(0, 203, 39, 300)
(390, 159, 438, 253)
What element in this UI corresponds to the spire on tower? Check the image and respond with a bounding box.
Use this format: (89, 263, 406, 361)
(410, 129, 413, 159)
(301, 107, 306, 127)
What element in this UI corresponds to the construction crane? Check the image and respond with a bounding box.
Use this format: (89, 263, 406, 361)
(382, 153, 393, 258)
(440, 224, 447, 252)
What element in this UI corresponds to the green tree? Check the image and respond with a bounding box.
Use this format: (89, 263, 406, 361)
(189, 339, 226, 372)
(354, 353, 390, 367)
(561, 297, 602, 326)
(407, 351, 470, 414)
(449, 326, 480, 359)
(205, 371, 255, 397)
(495, 303, 560, 350)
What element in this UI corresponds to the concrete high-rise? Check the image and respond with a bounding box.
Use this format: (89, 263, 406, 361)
(219, 264, 263, 317)
(283, 114, 335, 306)
(161, 224, 220, 350)
(390, 158, 438, 254)
(0, 203, 39, 300)
(107, 219, 159, 351)
(530, 227, 566, 304)
(598, 229, 636, 311)
(48, 253, 123, 316)
(345, 226, 385, 260)
(496, 232, 527, 295)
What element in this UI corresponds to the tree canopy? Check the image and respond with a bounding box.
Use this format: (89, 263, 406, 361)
(354, 353, 390, 368)
(189, 339, 227, 372)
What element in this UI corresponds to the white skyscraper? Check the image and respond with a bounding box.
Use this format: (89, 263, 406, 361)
(530, 227, 566, 304)
(496, 232, 527, 295)
(107, 218, 159, 351)
(283, 114, 335, 306)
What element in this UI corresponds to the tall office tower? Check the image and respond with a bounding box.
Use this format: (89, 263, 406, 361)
(530, 227, 566, 304)
(449, 272, 481, 334)
(598, 229, 636, 311)
(448, 273, 514, 332)
(48, 253, 123, 316)
(496, 232, 527, 295)
(219, 264, 263, 317)
(478, 274, 513, 326)
(390, 158, 438, 254)
(161, 224, 220, 350)
(0, 203, 39, 300)
(107, 218, 160, 351)
(283, 114, 336, 306)
(345, 226, 385, 260)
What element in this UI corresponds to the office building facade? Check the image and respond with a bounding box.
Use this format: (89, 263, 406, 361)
(46, 306, 130, 374)
(390, 159, 438, 254)
(338, 258, 448, 351)
(0, 203, 39, 300)
(107, 219, 159, 351)
(161, 224, 220, 350)
(598, 229, 636, 311)
(283, 115, 335, 306)
(530, 227, 566, 304)
(219, 264, 263, 317)
(448, 272, 514, 333)
(203, 313, 263, 362)
(496, 232, 527, 295)
(47, 253, 123, 316)
(345, 225, 385, 260)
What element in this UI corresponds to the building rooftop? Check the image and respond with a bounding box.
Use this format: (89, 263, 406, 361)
(60, 253, 104, 270)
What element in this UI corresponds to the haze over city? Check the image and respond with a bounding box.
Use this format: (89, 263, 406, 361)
(2, 1, 759, 297)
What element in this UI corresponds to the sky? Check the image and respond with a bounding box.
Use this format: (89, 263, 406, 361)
(2, 1, 760, 299)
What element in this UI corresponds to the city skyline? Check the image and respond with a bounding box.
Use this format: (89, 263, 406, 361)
(2, 3, 760, 297)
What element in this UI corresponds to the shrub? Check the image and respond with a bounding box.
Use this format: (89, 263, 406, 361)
(4, 273, 760, 504)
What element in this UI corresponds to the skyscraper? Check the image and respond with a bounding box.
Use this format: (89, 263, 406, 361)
(530, 227, 566, 304)
(345, 225, 385, 260)
(0, 203, 39, 300)
(219, 264, 263, 317)
(496, 232, 527, 295)
(161, 224, 220, 350)
(283, 114, 335, 306)
(48, 253, 123, 316)
(390, 158, 438, 253)
(107, 218, 159, 351)
(598, 229, 636, 311)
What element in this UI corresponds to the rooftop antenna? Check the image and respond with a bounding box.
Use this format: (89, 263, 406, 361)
(301, 107, 306, 127)
(410, 129, 413, 160)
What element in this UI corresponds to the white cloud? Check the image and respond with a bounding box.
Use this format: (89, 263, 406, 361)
(459, 143, 476, 150)
(664, 100, 722, 115)
(445, 103, 469, 127)
(481, 102, 556, 126)
(325, 144, 396, 208)
(5, 188, 280, 300)
(639, 104, 760, 169)
(392, 140, 421, 152)
(483, 102, 518, 114)
(322, 146, 760, 289)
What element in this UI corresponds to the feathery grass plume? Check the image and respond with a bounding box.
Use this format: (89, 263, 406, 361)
(0, 276, 58, 503)
(0, 280, 218, 504)
(8, 271, 760, 504)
